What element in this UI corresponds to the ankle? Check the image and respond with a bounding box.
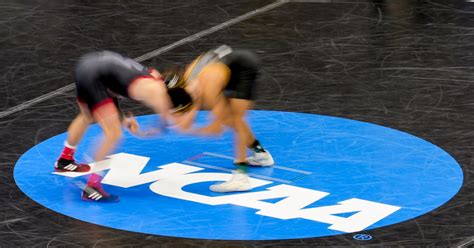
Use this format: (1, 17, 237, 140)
(59, 141, 77, 161)
(87, 174, 103, 186)
(233, 161, 248, 173)
(248, 139, 265, 153)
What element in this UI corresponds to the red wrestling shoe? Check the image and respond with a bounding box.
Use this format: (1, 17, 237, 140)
(54, 158, 91, 172)
(81, 174, 119, 203)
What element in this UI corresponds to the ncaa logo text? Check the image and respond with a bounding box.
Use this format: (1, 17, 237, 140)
(54, 152, 401, 233)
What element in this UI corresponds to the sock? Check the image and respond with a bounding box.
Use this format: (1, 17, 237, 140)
(87, 173, 109, 197)
(248, 139, 265, 153)
(234, 161, 248, 174)
(87, 173, 103, 187)
(59, 141, 77, 161)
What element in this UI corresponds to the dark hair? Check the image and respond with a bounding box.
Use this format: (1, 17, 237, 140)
(167, 87, 193, 113)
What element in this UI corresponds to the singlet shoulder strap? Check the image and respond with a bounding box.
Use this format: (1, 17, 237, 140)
(185, 45, 233, 82)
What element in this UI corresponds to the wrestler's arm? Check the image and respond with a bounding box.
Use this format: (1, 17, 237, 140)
(127, 78, 171, 136)
(196, 63, 231, 135)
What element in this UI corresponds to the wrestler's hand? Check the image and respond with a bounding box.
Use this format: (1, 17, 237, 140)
(195, 122, 224, 136)
(149, 68, 162, 80)
(124, 112, 162, 138)
(124, 112, 139, 134)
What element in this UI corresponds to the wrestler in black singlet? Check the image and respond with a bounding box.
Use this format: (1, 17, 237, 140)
(74, 51, 153, 112)
(186, 45, 260, 100)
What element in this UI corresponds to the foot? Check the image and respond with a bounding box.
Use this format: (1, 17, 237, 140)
(55, 158, 91, 172)
(81, 184, 120, 203)
(210, 171, 252, 193)
(247, 151, 274, 167)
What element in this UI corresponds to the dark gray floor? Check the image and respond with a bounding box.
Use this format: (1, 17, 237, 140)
(1, 0, 473, 246)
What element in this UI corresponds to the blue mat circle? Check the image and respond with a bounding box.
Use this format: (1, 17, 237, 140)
(14, 111, 463, 240)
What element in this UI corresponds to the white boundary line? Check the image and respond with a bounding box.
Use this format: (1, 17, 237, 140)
(0, 84, 76, 119)
(457, 237, 474, 248)
(291, 0, 330, 2)
(202, 152, 312, 175)
(0, 0, 288, 119)
(183, 160, 292, 184)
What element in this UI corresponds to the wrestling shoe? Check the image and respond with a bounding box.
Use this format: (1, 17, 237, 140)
(247, 151, 274, 167)
(81, 184, 120, 203)
(210, 171, 252, 193)
(54, 158, 90, 172)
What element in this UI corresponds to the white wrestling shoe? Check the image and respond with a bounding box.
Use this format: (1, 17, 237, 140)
(210, 171, 252, 193)
(247, 151, 274, 167)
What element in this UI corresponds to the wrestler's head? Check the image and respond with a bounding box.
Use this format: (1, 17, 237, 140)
(163, 68, 193, 113)
(167, 87, 193, 114)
